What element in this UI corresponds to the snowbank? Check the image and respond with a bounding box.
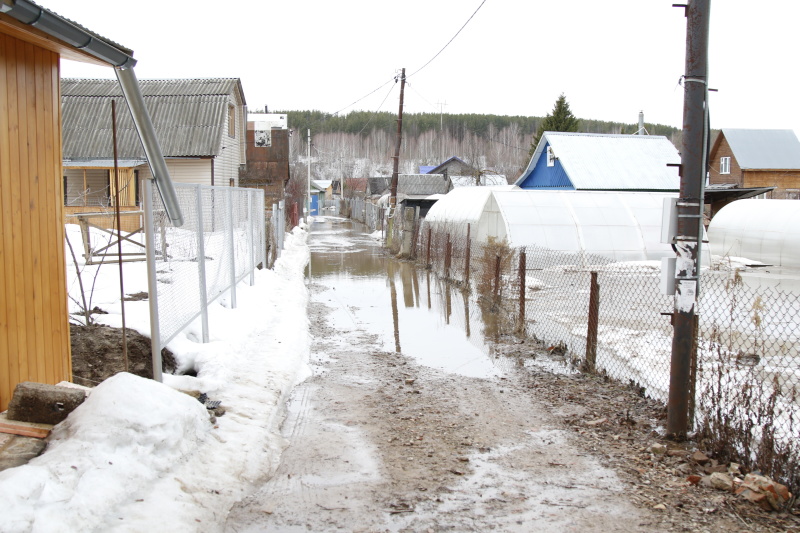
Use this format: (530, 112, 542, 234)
(0, 228, 311, 532)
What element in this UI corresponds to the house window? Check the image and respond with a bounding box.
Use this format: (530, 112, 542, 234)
(786, 189, 800, 200)
(720, 156, 730, 174)
(546, 146, 555, 167)
(228, 105, 236, 138)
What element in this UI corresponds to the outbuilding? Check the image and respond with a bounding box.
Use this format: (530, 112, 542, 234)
(708, 199, 800, 269)
(425, 188, 703, 262)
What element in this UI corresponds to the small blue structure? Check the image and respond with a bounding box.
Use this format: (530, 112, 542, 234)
(516, 132, 681, 192)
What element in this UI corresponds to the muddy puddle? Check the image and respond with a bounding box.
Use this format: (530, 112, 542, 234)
(308, 216, 573, 378)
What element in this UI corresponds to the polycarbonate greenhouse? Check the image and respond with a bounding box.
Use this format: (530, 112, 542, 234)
(708, 199, 800, 268)
(424, 188, 702, 262)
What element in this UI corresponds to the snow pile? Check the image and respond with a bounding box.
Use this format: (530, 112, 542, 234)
(0, 227, 311, 532)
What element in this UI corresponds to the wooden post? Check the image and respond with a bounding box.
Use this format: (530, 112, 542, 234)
(426, 227, 432, 268)
(444, 233, 452, 279)
(518, 250, 526, 332)
(465, 224, 471, 288)
(585, 271, 599, 373)
(79, 216, 92, 262)
(494, 255, 501, 300)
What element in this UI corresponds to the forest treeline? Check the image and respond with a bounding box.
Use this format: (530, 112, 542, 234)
(279, 110, 682, 185)
(280, 110, 680, 141)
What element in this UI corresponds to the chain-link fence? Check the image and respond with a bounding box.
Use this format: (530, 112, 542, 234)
(145, 183, 266, 352)
(414, 221, 800, 493)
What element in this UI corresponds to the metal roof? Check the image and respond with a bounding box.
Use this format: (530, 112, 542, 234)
(517, 132, 681, 191)
(719, 129, 800, 169)
(427, 156, 475, 175)
(62, 78, 244, 158)
(451, 174, 508, 187)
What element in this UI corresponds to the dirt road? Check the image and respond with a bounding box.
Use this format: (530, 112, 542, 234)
(225, 279, 660, 532)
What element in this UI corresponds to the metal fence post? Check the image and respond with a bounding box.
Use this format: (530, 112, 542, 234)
(195, 185, 210, 343)
(518, 250, 526, 332)
(226, 188, 237, 308)
(248, 189, 255, 286)
(142, 178, 163, 382)
(585, 271, 600, 373)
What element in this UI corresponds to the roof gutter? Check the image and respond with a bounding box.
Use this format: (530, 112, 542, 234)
(1, 0, 184, 226)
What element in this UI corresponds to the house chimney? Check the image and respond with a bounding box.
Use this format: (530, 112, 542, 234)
(638, 111, 645, 135)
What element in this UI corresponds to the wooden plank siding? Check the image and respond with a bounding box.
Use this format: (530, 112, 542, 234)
(0, 32, 70, 411)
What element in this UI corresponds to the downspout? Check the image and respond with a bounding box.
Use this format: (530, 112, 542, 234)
(115, 67, 184, 226)
(0, 0, 183, 226)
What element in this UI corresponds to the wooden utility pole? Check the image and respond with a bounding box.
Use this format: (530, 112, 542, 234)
(389, 68, 406, 208)
(667, 0, 710, 439)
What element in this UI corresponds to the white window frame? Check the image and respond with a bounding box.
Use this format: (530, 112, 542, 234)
(547, 146, 556, 167)
(720, 156, 730, 174)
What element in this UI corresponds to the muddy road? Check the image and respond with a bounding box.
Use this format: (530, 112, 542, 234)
(224, 218, 647, 532)
(225, 218, 763, 532)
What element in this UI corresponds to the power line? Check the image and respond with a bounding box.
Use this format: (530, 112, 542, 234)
(332, 75, 396, 116)
(407, 0, 488, 79)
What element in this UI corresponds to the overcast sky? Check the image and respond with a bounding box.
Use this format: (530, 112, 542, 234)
(45, 0, 799, 131)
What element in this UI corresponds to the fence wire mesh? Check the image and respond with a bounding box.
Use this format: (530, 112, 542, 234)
(148, 184, 266, 347)
(414, 221, 800, 493)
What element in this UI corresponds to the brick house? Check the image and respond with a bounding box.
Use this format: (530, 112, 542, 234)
(240, 112, 290, 205)
(708, 129, 800, 200)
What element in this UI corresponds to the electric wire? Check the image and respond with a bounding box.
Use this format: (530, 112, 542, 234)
(332, 75, 396, 116)
(407, 0, 488, 79)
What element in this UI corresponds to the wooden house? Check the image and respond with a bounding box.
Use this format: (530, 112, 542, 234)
(0, 0, 165, 410)
(61, 77, 247, 216)
(708, 129, 800, 201)
(516, 132, 681, 192)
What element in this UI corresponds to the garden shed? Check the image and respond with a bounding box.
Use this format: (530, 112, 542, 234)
(707, 199, 800, 269)
(425, 188, 703, 262)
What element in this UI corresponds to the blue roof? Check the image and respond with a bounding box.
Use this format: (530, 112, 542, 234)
(419, 165, 436, 174)
(516, 132, 681, 191)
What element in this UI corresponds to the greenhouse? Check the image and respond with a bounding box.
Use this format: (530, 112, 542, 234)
(424, 188, 705, 262)
(708, 199, 800, 268)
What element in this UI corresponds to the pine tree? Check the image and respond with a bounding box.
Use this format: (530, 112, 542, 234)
(528, 93, 579, 157)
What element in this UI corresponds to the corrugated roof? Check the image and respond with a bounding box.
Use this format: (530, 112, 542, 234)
(61, 78, 244, 158)
(62, 78, 244, 100)
(517, 132, 681, 191)
(397, 174, 451, 196)
(720, 129, 800, 169)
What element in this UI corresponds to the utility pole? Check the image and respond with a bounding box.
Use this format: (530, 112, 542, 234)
(667, 0, 710, 439)
(306, 128, 311, 224)
(389, 68, 406, 209)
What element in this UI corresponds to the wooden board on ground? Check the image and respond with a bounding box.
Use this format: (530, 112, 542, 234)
(0, 412, 53, 438)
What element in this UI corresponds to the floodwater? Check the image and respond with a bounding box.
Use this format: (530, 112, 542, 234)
(307, 216, 509, 378)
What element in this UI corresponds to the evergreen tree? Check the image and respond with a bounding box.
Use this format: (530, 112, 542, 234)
(528, 93, 579, 157)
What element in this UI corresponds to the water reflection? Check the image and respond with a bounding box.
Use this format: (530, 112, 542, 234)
(308, 217, 522, 378)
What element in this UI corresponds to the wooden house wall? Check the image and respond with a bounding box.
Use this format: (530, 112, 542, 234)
(0, 33, 70, 411)
(708, 134, 743, 186)
(743, 170, 800, 199)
